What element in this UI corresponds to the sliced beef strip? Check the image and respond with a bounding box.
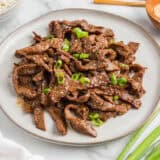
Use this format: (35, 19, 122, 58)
(25, 54, 54, 72)
(33, 107, 46, 131)
(60, 20, 114, 37)
(65, 104, 97, 137)
(66, 91, 90, 103)
(76, 105, 89, 120)
(88, 92, 130, 113)
(88, 72, 109, 88)
(128, 42, 139, 54)
(15, 38, 63, 57)
(115, 90, 141, 109)
(33, 71, 44, 82)
(13, 65, 37, 99)
(47, 107, 67, 135)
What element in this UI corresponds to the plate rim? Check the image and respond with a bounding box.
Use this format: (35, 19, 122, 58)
(0, 8, 160, 146)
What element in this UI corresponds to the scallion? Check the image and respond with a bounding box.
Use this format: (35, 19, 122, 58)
(89, 112, 104, 127)
(118, 77, 127, 87)
(71, 73, 81, 81)
(62, 39, 70, 52)
(119, 63, 129, 69)
(73, 27, 88, 39)
(42, 87, 51, 94)
(56, 72, 65, 84)
(79, 53, 89, 59)
(110, 73, 117, 85)
(54, 60, 62, 69)
(116, 107, 160, 160)
(72, 53, 80, 59)
(126, 125, 160, 160)
(79, 77, 90, 84)
(113, 95, 119, 101)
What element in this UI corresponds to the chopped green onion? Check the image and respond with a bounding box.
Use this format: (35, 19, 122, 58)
(119, 63, 129, 69)
(62, 39, 70, 52)
(126, 125, 160, 160)
(54, 60, 63, 69)
(79, 53, 89, 59)
(118, 77, 127, 87)
(92, 119, 104, 127)
(71, 73, 81, 81)
(89, 112, 104, 127)
(72, 53, 80, 59)
(56, 72, 65, 84)
(72, 53, 89, 59)
(110, 73, 117, 85)
(113, 95, 119, 101)
(42, 87, 51, 94)
(79, 77, 90, 84)
(89, 112, 100, 120)
(46, 34, 54, 39)
(116, 106, 160, 160)
(73, 27, 88, 39)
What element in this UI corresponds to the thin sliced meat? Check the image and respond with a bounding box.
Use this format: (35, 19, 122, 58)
(66, 91, 90, 103)
(33, 107, 46, 131)
(13, 65, 37, 99)
(16, 38, 63, 57)
(128, 42, 139, 54)
(48, 107, 67, 135)
(65, 104, 97, 137)
(25, 54, 53, 72)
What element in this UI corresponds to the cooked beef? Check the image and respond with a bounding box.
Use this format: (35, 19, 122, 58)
(13, 19, 146, 137)
(65, 104, 97, 137)
(48, 107, 67, 135)
(33, 107, 46, 131)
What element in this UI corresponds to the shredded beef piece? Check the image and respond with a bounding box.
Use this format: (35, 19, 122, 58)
(33, 107, 46, 131)
(48, 107, 67, 135)
(65, 104, 97, 137)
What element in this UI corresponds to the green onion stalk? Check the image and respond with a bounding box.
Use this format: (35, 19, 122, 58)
(116, 106, 160, 160)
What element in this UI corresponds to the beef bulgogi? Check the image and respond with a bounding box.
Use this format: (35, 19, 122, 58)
(12, 20, 146, 137)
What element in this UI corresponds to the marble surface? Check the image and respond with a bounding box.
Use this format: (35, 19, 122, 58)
(0, 0, 159, 160)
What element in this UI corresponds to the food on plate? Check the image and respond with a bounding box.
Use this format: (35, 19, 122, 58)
(12, 20, 146, 137)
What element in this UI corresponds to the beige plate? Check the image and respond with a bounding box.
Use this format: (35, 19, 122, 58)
(0, 9, 160, 146)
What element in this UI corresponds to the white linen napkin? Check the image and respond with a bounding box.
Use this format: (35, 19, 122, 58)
(0, 132, 44, 160)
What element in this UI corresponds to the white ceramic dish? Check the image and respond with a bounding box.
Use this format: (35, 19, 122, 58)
(0, 0, 20, 22)
(0, 9, 160, 146)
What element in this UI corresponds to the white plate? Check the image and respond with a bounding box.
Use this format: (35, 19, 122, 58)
(0, 9, 160, 146)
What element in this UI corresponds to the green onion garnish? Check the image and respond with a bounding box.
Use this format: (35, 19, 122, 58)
(110, 73, 117, 85)
(72, 53, 89, 59)
(54, 60, 63, 69)
(72, 53, 80, 59)
(92, 119, 104, 127)
(73, 27, 88, 39)
(42, 87, 51, 94)
(113, 95, 119, 101)
(79, 77, 90, 84)
(46, 34, 54, 39)
(119, 63, 129, 69)
(89, 112, 104, 127)
(71, 73, 81, 81)
(62, 39, 70, 52)
(118, 77, 127, 87)
(56, 72, 65, 84)
(79, 53, 89, 59)
(89, 112, 100, 119)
